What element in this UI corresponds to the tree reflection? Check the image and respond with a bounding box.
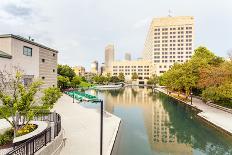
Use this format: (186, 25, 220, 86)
(154, 92, 232, 155)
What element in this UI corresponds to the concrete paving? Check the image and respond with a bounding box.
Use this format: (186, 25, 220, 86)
(52, 94, 121, 155)
(155, 88, 232, 135)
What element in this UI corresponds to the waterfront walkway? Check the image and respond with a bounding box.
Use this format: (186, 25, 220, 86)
(155, 88, 232, 135)
(53, 94, 121, 155)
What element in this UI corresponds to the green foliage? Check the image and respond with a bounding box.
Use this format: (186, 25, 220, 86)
(118, 73, 125, 82)
(71, 76, 81, 88)
(0, 129, 13, 146)
(57, 76, 70, 89)
(131, 72, 138, 81)
(57, 64, 76, 80)
(159, 46, 231, 107)
(41, 87, 62, 109)
(147, 74, 159, 86)
(110, 76, 120, 83)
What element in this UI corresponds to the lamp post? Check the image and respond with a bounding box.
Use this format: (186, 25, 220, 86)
(190, 92, 193, 105)
(100, 100, 103, 155)
(73, 92, 75, 103)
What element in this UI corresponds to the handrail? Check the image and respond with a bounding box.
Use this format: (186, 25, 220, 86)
(6, 112, 61, 155)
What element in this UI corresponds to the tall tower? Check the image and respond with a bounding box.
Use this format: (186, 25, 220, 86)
(143, 16, 194, 75)
(125, 52, 131, 61)
(91, 60, 98, 74)
(105, 44, 115, 72)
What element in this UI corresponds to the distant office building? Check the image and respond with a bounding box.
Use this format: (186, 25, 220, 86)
(111, 60, 154, 84)
(105, 44, 115, 72)
(100, 63, 105, 75)
(73, 66, 85, 76)
(90, 60, 98, 74)
(0, 34, 58, 89)
(143, 16, 194, 75)
(125, 52, 131, 61)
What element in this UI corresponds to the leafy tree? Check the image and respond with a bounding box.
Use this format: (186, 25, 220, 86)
(41, 87, 62, 109)
(147, 74, 159, 86)
(118, 73, 125, 82)
(57, 76, 70, 89)
(110, 76, 120, 83)
(0, 70, 60, 138)
(57, 64, 76, 80)
(71, 76, 81, 88)
(131, 72, 138, 81)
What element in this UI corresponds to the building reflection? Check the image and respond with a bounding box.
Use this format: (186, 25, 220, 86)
(101, 87, 193, 155)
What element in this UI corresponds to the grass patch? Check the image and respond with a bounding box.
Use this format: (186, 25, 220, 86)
(79, 81, 94, 88)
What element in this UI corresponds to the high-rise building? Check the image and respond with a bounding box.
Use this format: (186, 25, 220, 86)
(105, 44, 115, 72)
(143, 16, 194, 75)
(73, 66, 85, 76)
(90, 60, 98, 74)
(125, 52, 131, 61)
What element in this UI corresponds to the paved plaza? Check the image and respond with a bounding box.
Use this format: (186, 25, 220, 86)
(53, 94, 121, 155)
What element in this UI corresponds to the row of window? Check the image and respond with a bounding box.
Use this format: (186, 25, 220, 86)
(154, 26, 192, 31)
(155, 51, 192, 55)
(154, 55, 192, 59)
(154, 31, 192, 36)
(154, 47, 193, 51)
(113, 66, 149, 68)
(154, 59, 186, 63)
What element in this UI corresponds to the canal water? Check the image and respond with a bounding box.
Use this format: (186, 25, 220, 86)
(81, 86, 232, 155)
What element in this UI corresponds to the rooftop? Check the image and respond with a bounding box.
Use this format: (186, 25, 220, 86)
(0, 34, 58, 53)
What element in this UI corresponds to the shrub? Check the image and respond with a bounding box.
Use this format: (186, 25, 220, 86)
(16, 124, 37, 137)
(0, 129, 13, 146)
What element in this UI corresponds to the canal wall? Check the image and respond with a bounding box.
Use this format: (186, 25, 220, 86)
(154, 87, 232, 137)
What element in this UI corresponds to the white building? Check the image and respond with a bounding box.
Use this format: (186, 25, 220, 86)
(0, 34, 58, 88)
(143, 16, 195, 75)
(111, 60, 155, 84)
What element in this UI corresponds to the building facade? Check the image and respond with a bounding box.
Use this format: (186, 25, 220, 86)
(111, 60, 155, 84)
(73, 66, 85, 76)
(143, 16, 194, 75)
(90, 60, 98, 74)
(105, 44, 115, 73)
(0, 34, 58, 89)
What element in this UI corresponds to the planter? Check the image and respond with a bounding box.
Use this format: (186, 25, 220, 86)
(13, 121, 48, 145)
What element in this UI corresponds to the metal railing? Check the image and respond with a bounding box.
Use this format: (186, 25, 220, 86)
(6, 112, 61, 155)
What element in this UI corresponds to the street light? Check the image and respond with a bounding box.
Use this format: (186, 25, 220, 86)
(70, 91, 104, 155)
(190, 92, 193, 105)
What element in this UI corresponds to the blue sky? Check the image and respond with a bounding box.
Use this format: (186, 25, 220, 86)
(0, 0, 231, 70)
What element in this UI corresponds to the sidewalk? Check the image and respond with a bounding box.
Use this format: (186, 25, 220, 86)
(53, 94, 121, 155)
(155, 87, 232, 135)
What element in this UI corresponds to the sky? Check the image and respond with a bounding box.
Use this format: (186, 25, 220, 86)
(0, 0, 231, 70)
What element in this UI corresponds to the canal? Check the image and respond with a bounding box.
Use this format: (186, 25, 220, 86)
(82, 86, 232, 155)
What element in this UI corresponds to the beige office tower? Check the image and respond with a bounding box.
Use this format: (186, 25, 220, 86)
(143, 16, 194, 76)
(105, 44, 115, 73)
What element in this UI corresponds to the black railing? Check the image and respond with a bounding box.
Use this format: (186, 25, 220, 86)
(6, 112, 61, 155)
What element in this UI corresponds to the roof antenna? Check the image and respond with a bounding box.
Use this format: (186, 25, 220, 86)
(168, 9, 172, 17)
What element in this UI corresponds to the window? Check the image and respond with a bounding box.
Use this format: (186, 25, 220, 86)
(53, 53, 56, 57)
(42, 59, 45, 62)
(23, 46, 32, 56)
(53, 69, 56, 72)
(42, 77, 45, 80)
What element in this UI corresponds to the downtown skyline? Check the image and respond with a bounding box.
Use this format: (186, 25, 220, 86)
(0, 0, 231, 70)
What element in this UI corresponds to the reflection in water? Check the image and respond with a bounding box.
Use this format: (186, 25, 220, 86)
(84, 87, 232, 155)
